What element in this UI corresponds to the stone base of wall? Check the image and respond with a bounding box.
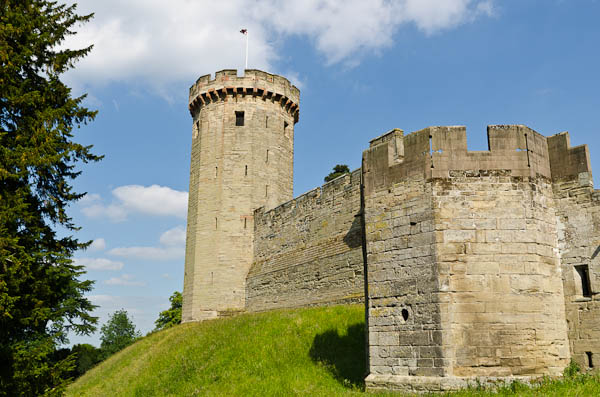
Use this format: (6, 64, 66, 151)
(365, 374, 537, 393)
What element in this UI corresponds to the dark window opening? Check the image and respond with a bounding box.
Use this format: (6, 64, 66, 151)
(215, 166, 218, 177)
(235, 111, 244, 126)
(244, 218, 247, 229)
(196, 121, 200, 131)
(265, 116, 268, 128)
(587, 352, 594, 368)
(575, 265, 592, 297)
(245, 165, 248, 176)
(266, 149, 269, 163)
(284, 120, 289, 133)
(215, 217, 218, 230)
(401, 309, 409, 321)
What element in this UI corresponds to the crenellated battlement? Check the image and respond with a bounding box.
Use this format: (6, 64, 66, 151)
(254, 168, 361, 225)
(363, 124, 592, 194)
(188, 69, 300, 122)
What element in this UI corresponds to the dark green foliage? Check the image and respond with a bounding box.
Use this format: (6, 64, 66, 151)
(70, 344, 101, 377)
(0, 1, 100, 395)
(154, 291, 182, 331)
(324, 164, 350, 182)
(99, 310, 141, 360)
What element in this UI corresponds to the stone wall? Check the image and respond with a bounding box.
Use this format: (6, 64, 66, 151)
(433, 171, 569, 379)
(549, 132, 600, 370)
(363, 126, 572, 392)
(246, 169, 364, 311)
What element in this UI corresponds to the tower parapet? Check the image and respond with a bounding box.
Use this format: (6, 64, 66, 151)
(189, 69, 300, 122)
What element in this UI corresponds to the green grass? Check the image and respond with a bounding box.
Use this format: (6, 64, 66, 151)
(67, 304, 600, 396)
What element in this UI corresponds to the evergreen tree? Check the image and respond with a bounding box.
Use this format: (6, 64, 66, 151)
(324, 164, 350, 182)
(99, 310, 141, 360)
(154, 291, 182, 331)
(0, 1, 100, 395)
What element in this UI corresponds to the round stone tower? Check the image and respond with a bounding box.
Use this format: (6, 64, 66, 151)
(182, 69, 300, 322)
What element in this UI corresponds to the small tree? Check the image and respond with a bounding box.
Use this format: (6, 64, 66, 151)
(324, 164, 350, 182)
(99, 310, 140, 360)
(154, 291, 182, 331)
(70, 344, 101, 377)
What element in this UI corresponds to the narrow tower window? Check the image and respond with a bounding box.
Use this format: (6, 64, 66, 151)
(215, 166, 218, 178)
(235, 111, 244, 126)
(194, 121, 200, 139)
(587, 352, 594, 368)
(245, 165, 248, 176)
(244, 218, 247, 229)
(215, 217, 218, 230)
(265, 116, 268, 128)
(575, 265, 592, 297)
(266, 149, 269, 163)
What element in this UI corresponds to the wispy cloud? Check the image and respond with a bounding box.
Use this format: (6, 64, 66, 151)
(64, 0, 495, 95)
(108, 226, 186, 261)
(74, 257, 124, 271)
(80, 185, 188, 222)
(105, 274, 146, 287)
(108, 246, 183, 261)
(159, 226, 186, 246)
(88, 238, 107, 252)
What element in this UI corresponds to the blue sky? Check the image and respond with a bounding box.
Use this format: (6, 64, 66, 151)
(63, 0, 600, 346)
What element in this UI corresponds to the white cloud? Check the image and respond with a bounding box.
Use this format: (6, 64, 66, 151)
(74, 257, 124, 271)
(105, 274, 146, 286)
(159, 226, 186, 247)
(108, 225, 186, 261)
(88, 238, 107, 251)
(108, 245, 183, 261)
(113, 185, 188, 218)
(63, 0, 494, 94)
(81, 202, 128, 222)
(79, 193, 101, 205)
(80, 185, 188, 222)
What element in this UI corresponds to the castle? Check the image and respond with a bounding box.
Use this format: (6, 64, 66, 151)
(182, 69, 599, 392)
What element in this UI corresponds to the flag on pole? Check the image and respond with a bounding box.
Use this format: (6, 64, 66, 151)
(241, 29, 249, 69)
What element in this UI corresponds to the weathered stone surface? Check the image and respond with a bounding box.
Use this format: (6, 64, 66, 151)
(362, 126, 596, 391)
(246, 170, 364, 311)
(182, 69, 599, 394)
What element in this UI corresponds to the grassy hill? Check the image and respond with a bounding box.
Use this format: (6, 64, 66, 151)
(67, 304, 600, 397)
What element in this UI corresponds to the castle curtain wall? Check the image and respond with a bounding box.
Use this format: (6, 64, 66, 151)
(246, 169, 364, 311)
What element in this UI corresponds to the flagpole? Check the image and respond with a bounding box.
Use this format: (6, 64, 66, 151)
(245, 30, 249, 70)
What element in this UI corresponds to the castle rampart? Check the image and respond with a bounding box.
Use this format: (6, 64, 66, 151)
(247, 169, 364, 311)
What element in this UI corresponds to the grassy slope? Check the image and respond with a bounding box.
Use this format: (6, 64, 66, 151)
(67, 304, 600, 397)
(67, 305, 368, 397)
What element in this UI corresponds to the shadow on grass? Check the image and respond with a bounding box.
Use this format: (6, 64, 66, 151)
(309, 322, 366, 389)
